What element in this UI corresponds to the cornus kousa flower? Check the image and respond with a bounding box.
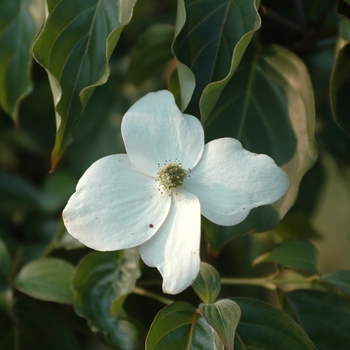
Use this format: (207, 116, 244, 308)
(63, 90, 289, 294)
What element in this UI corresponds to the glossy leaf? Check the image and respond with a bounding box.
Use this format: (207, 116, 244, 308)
(173, 0, 260, 116)
(254, 240, 320, 275)
(234, 297, 315, 349)
(204, 44, 317, 254)
(330, 43, 350, 137)
(199, 299, 241, 350)
(72, 249, 142, 349)
(321, 270, 350, 295)
(146, 301, 223, 350)
(0, 0, 45, 124)
(287, 290, 350, 350)
(192, 262, 221, 304)
(128, 24, 174, 85)
(33, 0, 137, 170)
(13, 258, 74, 304)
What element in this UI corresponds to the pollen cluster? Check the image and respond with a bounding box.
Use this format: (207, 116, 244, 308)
(157, 161, 188, 191)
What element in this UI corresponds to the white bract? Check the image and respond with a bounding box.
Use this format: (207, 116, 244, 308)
(63, 90, 289, 294)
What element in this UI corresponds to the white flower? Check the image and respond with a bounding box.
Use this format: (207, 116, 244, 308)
(63, 90, 289, 294)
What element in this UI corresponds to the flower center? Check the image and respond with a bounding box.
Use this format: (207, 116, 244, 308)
(157, 161, 187, 191)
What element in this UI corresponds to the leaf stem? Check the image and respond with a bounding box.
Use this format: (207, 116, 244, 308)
(40, 221, 63, 258)
(221, 275, 319, 290)
(132, 287, 174, 305)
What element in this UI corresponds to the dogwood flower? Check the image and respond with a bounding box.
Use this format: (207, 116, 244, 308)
(63, 90, 289, 294)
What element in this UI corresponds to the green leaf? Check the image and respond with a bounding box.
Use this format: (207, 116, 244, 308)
(0, 172, 45, 214)
(330, 43, 350, 137)
(273, 213, 321, 240)
(52, 220, 85, 251)
(254, 240, 320, 275)
(13, 257, 74, 304)
(192, 262, 221, 304)
(128, 24, 175, 85)
(72, 249, 142, 349)
(171, 0, 195, 111)
(33, 0, 137, 170)
(0, 0, 45, 124)
(234, 297, 315, 349)
(199, 299, 241, 350)
(0, 297, 80, 350)
(41, 170, 78, 213)
(173, 0, 260, 115)
(287, 290, 350, 350)
(146, 301, 223, 350)
(204, 44, 317, 253)
(321, 270, 350, 295)
(0, 239, 11, 277)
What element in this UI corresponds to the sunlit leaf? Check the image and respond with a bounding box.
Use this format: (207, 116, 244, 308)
(287, 290, 350, 350)
(173, 0, 260, 115)
(204, 44, 317, 254)
(254, 240, 320, 275)
(0, 0, 45, 124)
(13, 258, 74, 304)
(234, 297, 315, 349)
(72, 249, 142, 349)
(199, 299, 241, 350)
(321, 270, 350, 295)
(146, 301, 223, 350)
(128, 24, 174, 85)
(192, 262, 221, 304)
(33, 0, 137, 170)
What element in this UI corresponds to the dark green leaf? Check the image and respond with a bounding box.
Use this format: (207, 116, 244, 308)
(33, 0, 137, 170)
(61, 79, 127, 176)
(128, 24, 175, 85)
(287, 290, 350, 350)
(321, 270, 350, 295)
(199, 299, 241, 350)
(41, 170, 77, 213)
(173, 0, 260, 115)
(72, 249, 142, 349)
(13, 258, 74, 304)
(234, 297, 315, 349)
(254, 240, 320, 275)
(53, 220, 85, 251)
(0, 0, 45, 123)
(192, 262, 221, 304)
(146, 301, 223, 350)
(0, 239, 11, 277)
(330, 43, 350, 137)
(338, 0, 350, 23)
(273, 213, 322, 240)
(0, 297, 80, 350)
(0, 172, 46, 214)
(204, 44, 317, 253)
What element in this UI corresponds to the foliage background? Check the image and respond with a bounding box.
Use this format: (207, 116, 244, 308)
(1, 0, 350, 349)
